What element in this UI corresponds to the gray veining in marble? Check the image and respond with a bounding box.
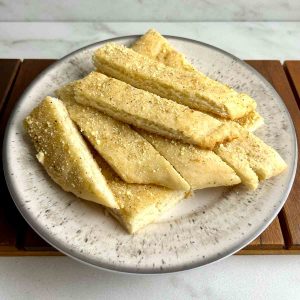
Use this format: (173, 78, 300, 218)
(0, 22, 300, 61)
(1, 256, 300, 299)
(0, 0, 299, 21)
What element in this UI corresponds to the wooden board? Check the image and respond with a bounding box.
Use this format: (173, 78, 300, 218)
(245, 60, 300, 250)
(0, 59, 21, 251)
(0, 59, 56, 137)
(0, 60, 55, 253)
(0, 59, 20, 112)
(22, 228, 55, 251)
(0, 59, 299, 256)
(242, 60, 289, 251)
(282, 61, 300, 249)
(285, 61, 300, 106)
(245, 218, 284, 250)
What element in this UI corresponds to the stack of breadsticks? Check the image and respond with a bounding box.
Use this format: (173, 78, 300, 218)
(24, 29, 287, 233)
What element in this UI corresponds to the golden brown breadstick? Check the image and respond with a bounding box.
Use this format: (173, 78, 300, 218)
(96, 155, 186, 234)
(131, 29, 263, 131)
(56, 83, 190, 191)
(137, 129, 241, 189)
(93, 43, 257, 120)
(24, 96, 118, 208)
(73, 72, 242, 150)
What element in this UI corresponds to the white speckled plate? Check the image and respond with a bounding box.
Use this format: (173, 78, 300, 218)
(3, 35, 297, 274)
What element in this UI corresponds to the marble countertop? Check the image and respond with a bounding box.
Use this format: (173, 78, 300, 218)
(0, 22, 300, 60)
(0, 256, 300, 299)
(1, 0, 300, 22)
(1, 22, 300, 300)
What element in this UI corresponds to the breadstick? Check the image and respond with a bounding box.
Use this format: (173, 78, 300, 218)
(56, 83, 190, 191)
(93, 43, 257, 120)
(73, 72, 242, 150)
(24, 96, 118, 208)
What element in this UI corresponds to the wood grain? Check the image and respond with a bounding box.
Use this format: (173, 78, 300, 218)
(246, 60, 300, 249)
(0, 205, 18, 251)
(244, 217, 284, 250)
(22, 228, 55, 251)
(260, 217, 285, 249)
(0, 59, 55, 137)
(285, 61, 300, 107)
(238, 249, 300, 255)
(1, 59, 56, 252)
(244, 237, 261, 250)
(243, 60, 288, 250)
(0, 59, 21, 251)
(0, 251, 62, 256)
(0, 59, 20, 112)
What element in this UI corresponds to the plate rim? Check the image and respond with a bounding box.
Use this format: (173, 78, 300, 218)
(2, 34, 298, 274)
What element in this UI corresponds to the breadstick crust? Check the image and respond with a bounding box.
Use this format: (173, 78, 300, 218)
(95, 155, 186, 234)
(215, 132, 287, 189)
(73, 72, 242, 149)
(24, 96, 118, 209)
(93, 43, 257, 120)
(131, 29, 196, 72)
(56, 83, 190, 191)
(215, 144, 259, 190)
(137, 130, 241, 189)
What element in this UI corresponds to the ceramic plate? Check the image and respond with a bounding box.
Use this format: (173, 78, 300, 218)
(3, 35, 297, 274)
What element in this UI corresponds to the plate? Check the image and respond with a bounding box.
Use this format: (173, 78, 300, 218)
(3, 35, 297, 274)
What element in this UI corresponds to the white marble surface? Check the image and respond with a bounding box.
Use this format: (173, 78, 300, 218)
(1, 21, 300, 299)
(0, 256, 299, 300)
(0, 22, 299, 61)
(0, 0, 299, 21)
